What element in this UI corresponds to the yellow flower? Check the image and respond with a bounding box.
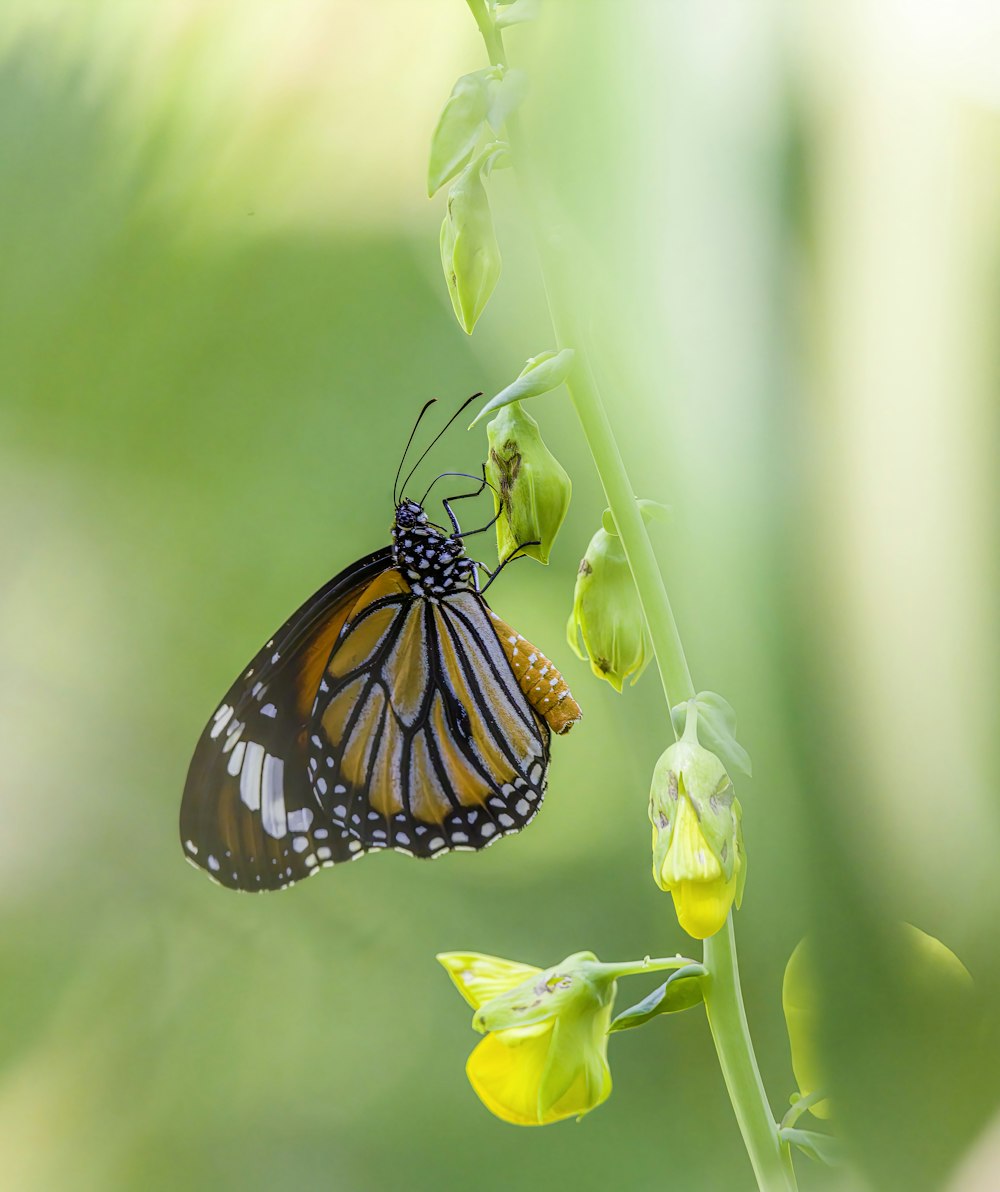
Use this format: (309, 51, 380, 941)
(649, 732, 745, 940)
(782, 925, 973, 1121)
(437, 950, 616, 1126)
(566, 527, 651, 691)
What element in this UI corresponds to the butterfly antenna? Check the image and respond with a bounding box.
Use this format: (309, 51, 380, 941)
(393, 399, 437, 506)
(398, 392, 482, 503)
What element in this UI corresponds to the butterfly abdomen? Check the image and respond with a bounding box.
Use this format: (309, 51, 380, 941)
(488, 611, 582, 736)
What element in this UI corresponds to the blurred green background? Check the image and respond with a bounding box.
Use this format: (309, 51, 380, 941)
(2, 3, 999, 1190)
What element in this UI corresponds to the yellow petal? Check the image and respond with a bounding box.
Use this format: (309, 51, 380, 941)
(466, 1025, 557, 1126)
(437, 952, 542, 1011)
(658, 793, 723, 886)
(671, 873, 737, 940)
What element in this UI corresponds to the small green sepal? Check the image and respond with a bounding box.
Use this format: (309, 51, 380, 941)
(469, 348, 575, 427)
(601, 500, 668, 536)
(670, 691, 752, 778)
(779, 1127, 846, 1167)
(608, 964, 706, 1032)
(485, 401, 571, 564)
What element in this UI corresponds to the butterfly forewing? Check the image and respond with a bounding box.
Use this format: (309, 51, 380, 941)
(306, 581, 550, 858)
(180, 548, 392, 889)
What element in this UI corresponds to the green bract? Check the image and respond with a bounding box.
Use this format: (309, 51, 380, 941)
(566, 526, 651, 691)
(439, 147, 507, 334)
(495, 0, 540, 28)
(470, 347, 575, 426)
(485, 401, 571, 564)
(669, 691, 752, 778)
(428, 69, 492, 196)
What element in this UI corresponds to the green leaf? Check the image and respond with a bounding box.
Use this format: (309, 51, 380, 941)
(670, 691, 752, 778)
(601, 500, 669, 536)
(427, 69, 493, 196)
(779, 1127, 845, 1167)
(469, 348, 575, 425)
(485, 68, 528, 131)
(608, 964, 706, 1031)
(495, 0, 540, 27)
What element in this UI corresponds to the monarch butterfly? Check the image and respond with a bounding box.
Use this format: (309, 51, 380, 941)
(180, 398, 582, 891)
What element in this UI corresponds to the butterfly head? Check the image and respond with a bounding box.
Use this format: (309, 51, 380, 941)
(392, 499, 472, 597)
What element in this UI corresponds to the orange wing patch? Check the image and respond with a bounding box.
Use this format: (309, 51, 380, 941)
(489, 611, 582, 736)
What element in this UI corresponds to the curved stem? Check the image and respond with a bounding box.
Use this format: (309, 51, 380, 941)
(467, 11, 791, 1189)
(703, 918, 798, 1191)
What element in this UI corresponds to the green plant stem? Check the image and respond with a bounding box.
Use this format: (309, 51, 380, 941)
(469, 10, 791, 1189)
(704, 918, 798, 1191)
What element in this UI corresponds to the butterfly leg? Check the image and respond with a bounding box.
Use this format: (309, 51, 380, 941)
(475, 540, 542, 593)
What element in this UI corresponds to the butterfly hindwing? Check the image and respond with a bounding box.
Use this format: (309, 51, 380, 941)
(307, 578, 551, 858)
(180, 548, 393, 890)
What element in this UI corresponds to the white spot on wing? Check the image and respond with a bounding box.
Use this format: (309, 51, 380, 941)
(226, 740, 246, 777)
(261, 754, 287, 838)
(210, 705, 233, 738)
(240, 742, 265, 811)
(287, 808, 314, 832)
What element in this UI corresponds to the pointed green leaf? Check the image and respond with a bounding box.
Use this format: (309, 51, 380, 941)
(670, 691, 752, 778)
(779, 1127, 846, 1167)
(608, 964, 706, 1032)
(469, 348, 575, 426)
(428, 69, 493, 196)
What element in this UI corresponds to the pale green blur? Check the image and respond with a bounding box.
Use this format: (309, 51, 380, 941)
(2, 3, 999, 1191)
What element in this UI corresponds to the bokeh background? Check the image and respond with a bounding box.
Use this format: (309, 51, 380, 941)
(2, 2, 999, 1190)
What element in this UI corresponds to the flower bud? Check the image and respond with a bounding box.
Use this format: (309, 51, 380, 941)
(566, 527, 651, 691)
(438, 950, 616, 1126)
(648, 721, 745, 939)
(485, 401, 571, 564)
(782, 925, 973, 1121)
(439, 155, 503, 334)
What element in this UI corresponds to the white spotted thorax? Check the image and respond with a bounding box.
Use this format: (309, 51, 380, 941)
(391, 498, 474, 598)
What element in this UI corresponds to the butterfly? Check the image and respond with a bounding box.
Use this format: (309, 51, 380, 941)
(180, 398, 582, 892)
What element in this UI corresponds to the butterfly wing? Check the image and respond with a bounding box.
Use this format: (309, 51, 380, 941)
(180, 548, 393, 891)
(306, 576, 551, 858)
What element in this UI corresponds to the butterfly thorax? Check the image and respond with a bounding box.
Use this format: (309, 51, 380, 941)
(391, 499, 473, 599)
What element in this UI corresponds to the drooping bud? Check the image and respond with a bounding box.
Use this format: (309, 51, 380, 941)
(485, 401, 571, 564)
(782, 925, 974, 1121)
(438, 950, 616, 1126)
(649, 704, 746, 939)
(439, 147, 506, 334)
(566, 527, 651, 691)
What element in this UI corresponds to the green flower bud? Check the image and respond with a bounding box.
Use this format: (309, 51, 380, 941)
(648, 710, 746, 939)
(566, 527, 651, 691)
(438, 950, 616, 1126)
(782, 925, 973, 1121)
(485, 401, 571, 564)
(439, 149, 505, 335)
